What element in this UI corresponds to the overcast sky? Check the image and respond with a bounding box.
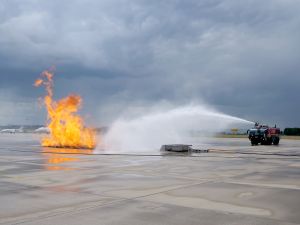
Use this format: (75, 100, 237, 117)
(0, 0, 299, 127)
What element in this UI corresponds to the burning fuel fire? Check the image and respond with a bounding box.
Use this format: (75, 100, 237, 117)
(34, 70, 96, 149)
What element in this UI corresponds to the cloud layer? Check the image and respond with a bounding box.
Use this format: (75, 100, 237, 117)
(0, 0, 299, 126)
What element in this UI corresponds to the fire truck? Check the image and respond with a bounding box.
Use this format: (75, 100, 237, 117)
(248, 123, 280, 145)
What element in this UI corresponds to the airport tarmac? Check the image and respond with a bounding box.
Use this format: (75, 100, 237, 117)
(0, 134, 300, 225)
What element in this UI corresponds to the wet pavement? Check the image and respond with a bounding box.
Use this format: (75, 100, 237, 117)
(0, 134, 300, 225)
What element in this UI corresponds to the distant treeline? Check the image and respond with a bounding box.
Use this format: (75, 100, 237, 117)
(284, 128, 300, 136)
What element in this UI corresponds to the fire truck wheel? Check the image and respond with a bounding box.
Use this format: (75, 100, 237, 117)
(273, 137, 279, 145)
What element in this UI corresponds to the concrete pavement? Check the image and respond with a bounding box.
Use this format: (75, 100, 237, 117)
(0, 134, 300, 225)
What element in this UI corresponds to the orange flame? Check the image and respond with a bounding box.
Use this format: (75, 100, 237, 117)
(35, 70, 96, 149)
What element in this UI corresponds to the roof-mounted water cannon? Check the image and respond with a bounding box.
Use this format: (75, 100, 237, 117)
(254, 122, 269, 129)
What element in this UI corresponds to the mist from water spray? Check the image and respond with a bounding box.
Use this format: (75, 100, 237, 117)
(101, 104, 253, 152)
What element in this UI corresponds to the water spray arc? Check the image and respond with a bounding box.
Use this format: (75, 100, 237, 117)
(103, 105, 253, 152)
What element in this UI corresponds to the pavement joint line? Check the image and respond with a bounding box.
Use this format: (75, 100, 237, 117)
(4, 148, 300, 160)
(1, 180, 211, 225)
(123, 180, 212, 201)
(209, 149, 300, 157)
(0, 198, 127, 225)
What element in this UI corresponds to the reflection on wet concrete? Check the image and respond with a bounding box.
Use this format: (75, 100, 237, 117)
(42, 147, 93, 171)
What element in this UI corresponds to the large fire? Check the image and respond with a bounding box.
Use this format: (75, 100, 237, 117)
(34, 70, 96, 149)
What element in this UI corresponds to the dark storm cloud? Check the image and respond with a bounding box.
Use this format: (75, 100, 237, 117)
(0, 0, 299, 126)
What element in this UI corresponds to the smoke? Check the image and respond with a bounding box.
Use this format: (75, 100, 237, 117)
(100, 104, 253, 152)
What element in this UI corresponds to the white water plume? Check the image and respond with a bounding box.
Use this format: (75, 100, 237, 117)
(102, 104, 253, 152)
